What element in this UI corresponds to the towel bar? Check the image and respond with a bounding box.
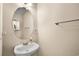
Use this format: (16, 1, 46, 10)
(55, 19, 79, 25)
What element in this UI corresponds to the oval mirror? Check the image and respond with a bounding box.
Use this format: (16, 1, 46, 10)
(12, 7, 34, 39)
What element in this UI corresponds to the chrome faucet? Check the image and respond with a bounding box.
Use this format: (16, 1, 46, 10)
(23, 42, 28, 45)
(23, 39, 33, 45)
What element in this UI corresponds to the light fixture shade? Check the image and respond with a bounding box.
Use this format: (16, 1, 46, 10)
(27, 3, 32, 6)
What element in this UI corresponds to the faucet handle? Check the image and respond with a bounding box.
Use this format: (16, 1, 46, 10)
(29, 37, 33, 41)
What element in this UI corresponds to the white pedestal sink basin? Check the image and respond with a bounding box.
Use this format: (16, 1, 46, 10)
(14, 42, 39, 56)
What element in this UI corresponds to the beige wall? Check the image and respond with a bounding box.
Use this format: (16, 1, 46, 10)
(0, 3, 2, 56)
(3, 3, 37, 56)
(37, 3, 79, 56)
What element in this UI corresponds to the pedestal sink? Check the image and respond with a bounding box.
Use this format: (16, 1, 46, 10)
(14, 42, 40, 56)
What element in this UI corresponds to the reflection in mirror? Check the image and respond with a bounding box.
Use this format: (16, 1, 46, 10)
(12, 7, 33, 39)
(13, 19, 20, 31)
